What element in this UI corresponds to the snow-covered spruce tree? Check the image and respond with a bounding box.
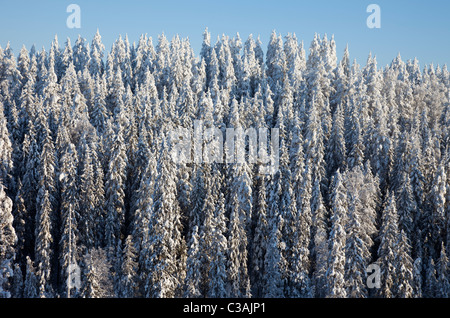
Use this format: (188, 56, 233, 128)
(393, 230, 414, 298)
(345, 97, 365, 170)
(58, 143, 80, 298)
(207, 191, 228, 298)
(0, 184, 17, 298)
(80, 253, 100, 298)
(376, 191, 415, 298)
(187, 164, 208, 243)
(376, 192, 399, 298)
(0, 100, 13, 191)
(20, 120, 41, 261)
(325, 170, 347, 298)
(330, 45, 351, 114)
(226, 163, 252, 298)
(118, 235, 138, 298)
(23, 256, 37, 298)
(89, 30, 105, 78)
(325, 102, 346, 179)
(77, 134, 100, 251)
(277, 135, 312, 298)
(241, 34, 264, 98)
(311, 188, 328, 298)
(0, 43, 22, 119)
(396, 172, 417, 245)
(90, 74, 109, 135)
(412, 257, 423, 298)
(104, 122, 127, 251)
(34, 189, 54, 298)
(344, 189, 370, 298)
(263, 208, 287, 298)
(342, 164, 378, 298)
(81, 247, 114, 298)
(184, 225, 202, 298)
(429, 160, 447, 256)
(424, 256, 438, 298)
(11, 180, 27, 274)
(196, 166, 222, 296)
(303, 94, 326, 197)
(265, 31, 286, 92)
(250, 174, 268, 298)
(132, 155, 156, 296)
(10, 263, 23, 298)
(224, 98, 253, 298)
(144, 137, 186, 298)
(34, 110, 56, 298)
(436, 243, 450, 298)
(284, 33, 305, 92)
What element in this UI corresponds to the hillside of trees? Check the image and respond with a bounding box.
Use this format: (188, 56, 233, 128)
(0, 29, 449, 298)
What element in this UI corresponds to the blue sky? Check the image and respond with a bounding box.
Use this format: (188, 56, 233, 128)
(0, 0, 449, 68)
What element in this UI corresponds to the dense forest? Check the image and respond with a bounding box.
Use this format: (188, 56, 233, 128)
(0, 29, 449, 298)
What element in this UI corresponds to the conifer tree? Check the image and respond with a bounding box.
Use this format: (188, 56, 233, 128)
(436, 243, 450, 298)
(325, 171, 347, 298)
(104, 124, 127, 250)
(207, 192, 228, 298)
(377, 192, 401, 298)
(144, 138, 185, 298)
(23, 256, 38, 298)
(0, 101, 13, 189)
(251, 175, 268, 298)
(119, 235, 138, 298)
(58, 143, 80, 298)
(393, 230, 414, 298)
(0, 184, 17, 298)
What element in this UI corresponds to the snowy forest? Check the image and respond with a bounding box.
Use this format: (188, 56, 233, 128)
(0, 29, 449, 299)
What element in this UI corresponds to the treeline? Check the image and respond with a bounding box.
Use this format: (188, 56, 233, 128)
(0, 29, 449, 298)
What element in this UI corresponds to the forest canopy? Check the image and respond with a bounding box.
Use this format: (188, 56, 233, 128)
(0, 29, 449, 298)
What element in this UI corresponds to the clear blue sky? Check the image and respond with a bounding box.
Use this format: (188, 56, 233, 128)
(1, 0, 449, 68)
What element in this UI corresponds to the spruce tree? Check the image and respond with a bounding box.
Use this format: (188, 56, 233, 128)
(0, 184, 17, 298)
(325, 171, 347, 298)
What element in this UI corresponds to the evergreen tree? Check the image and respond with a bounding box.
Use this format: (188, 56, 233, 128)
(393, 230, 414, 298)
(207, 191, 228, 298)
(104, 124, 127, 250)
(396, 173, 417, 243)
(377, 192, 405, 298)
(119, 235, 138, 298)
(344, 192, 370, 298)
(0, 101, 13, 190)
(34, 188, 53, 297)
(325, 102, 346, 178)
(23, 256, 38, 298)
(430, 161, 447, 254)
(250, 175, 268, 298)
(227, 171, 252, 298)
(0, 184, 17, 298)
(184, 226, 202, 298)
(144, 138, 186, 298)
(81, 248, 114, 298)
(436, 243, 450, 298)
(58, 143, 80, 298)
(325, 171, 347, 298)
(424, 257, 437, 298)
